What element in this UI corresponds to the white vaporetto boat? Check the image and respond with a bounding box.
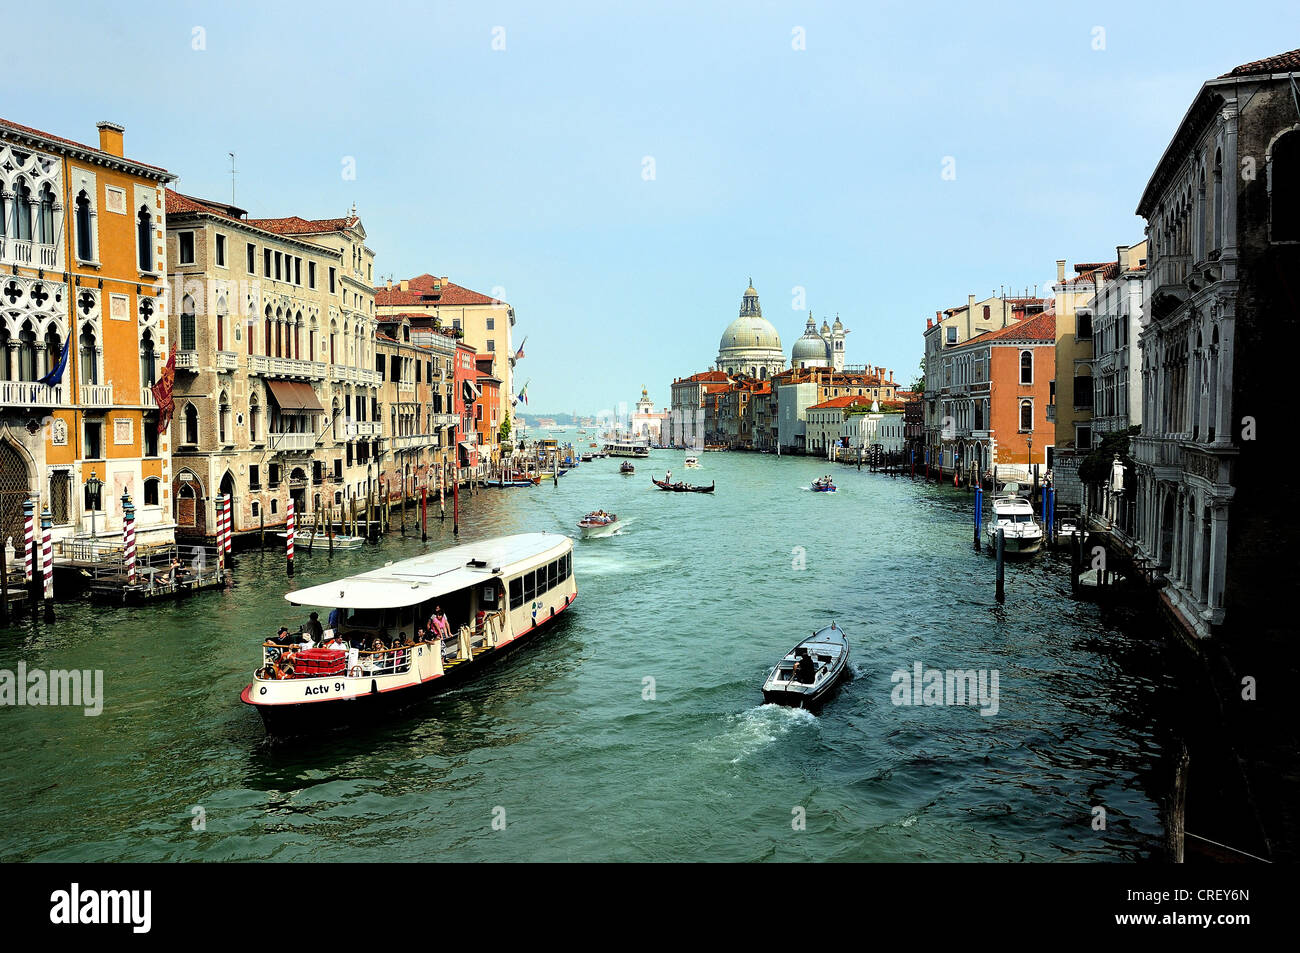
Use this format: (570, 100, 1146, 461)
(762, 623, 850, 709)
(683, 455, 700, 468)
(240, 533, 577, 736)
(986, 484, 1043, 555)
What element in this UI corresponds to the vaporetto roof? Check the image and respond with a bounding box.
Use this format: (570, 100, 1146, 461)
(284, 533, 571, 609)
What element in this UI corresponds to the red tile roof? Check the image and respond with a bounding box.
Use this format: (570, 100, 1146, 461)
(809, 394, 872, 410)
(244, 214, 359, 235)
(1222, 48, 1300, 77)
(376, 273, 503, 307)
(0, 116, 170, 174)
(952, 311, 1056, 348)
(677, 370, 730, 384)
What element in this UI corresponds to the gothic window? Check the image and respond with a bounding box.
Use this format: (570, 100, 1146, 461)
(181, 294, 197, 351)
(18, 322, 37, 381)
(264, 306, 273, 356)
(13, 179, 32, 240)
(37, 185, 55, 245)
(219, 392, 231, 444)
(75, 191, 93, 260)
(183, 404, 199, 445)
(250, 393, 261, 443)
(1270, 130, 1300, 242)
(79, 323, 97, 385)
(1212, 149, 1223, 252)
(216, 293, 227, 351)
(140, 329, 157, 386)
(137, 206, 153, 272)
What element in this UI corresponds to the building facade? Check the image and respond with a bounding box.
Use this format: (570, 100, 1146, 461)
(1131, 50, 1300, 640)
(1, 118, 175, 552)
(715, 283, 785, 379)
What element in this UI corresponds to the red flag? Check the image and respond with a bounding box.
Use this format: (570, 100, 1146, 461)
(151, 344, 177, 434)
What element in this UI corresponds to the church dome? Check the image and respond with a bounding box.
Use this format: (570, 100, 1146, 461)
(791, 313, 830, 365)
(719, 314, 783, 352)
(715, 282, 786, 378)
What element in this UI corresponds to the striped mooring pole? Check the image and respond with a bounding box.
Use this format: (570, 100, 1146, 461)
(23, 497, 34, 584)
(40, 505, 54, 622)
(286, 497, 295, 577)
(214, 493, 227, 572)
(223, 493, 234, 564)
(123, 492, 137, 586)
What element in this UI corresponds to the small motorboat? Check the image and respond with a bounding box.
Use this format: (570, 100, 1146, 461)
(485, 474, 541, 488)
(811, 476, 836, 492)
(581, 453, 594, 462)
(985, 483, 1043, 555)
(762, 623, 850, 709)
(578, 510, 622, 538)
(684, 456, 701, 469)
(651, 476, 715, 493)
(277, 532, 365, 549)
(620, 462, 635, 474)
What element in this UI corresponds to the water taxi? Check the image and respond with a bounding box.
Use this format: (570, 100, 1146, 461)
(619, 461, 635, 474)
(986, 484, 1043, 555)
(577, 511, 621, 538)
(811, 476, 836, 492)
(277, 531, 365, 549)
(240, 533, 577, 736)
(604, 438, 651, 459)
(683, 455, 700, 469)
(762, 623, 850, 709)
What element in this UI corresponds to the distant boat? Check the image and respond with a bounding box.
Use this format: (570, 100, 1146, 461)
(485, 474, 541, 488)
(986, 483, 1043, 555)
(683, 456, 700, 469)
(620, 461, 635, 474)
(278, 532, 365, 549)
(811, 477, 836, 492)
(761, 623, 850, 709)
(578, 511, 621, 538)
(651, 476, 714, 493)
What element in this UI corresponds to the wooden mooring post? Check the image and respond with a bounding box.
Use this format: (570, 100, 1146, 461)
(1166, 743, 1189, 863)
(995, 527, 1005, 604)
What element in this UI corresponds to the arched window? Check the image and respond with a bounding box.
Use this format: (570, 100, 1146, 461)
(1019, 399, 1033, 432)
(184, 404, 199, 445)
(79, 323, 98, 385)
(1019, 350, 1033, 385)
(249, 393, 261, 443)
(75, 191, 93, 260)
(18, 322, 37, 381)
(219, 392, 231, 444)
(137, 206, 153, 272)
(140, 329, 157, 386)
(215, 293, 227, 352)
(13, 179, 32, 240)
(181, 295, 197, 351)
(1212, 149, 1223, 251)
(143, 478, 160, 506)
(37, 185, 56, 245)
(1271, 130, 1300, 242)
(264, 306, 273, 356)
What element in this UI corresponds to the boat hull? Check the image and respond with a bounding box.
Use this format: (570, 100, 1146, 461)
(986, 527, 1043, 555)
(761, 625, 850, 709)
(242, 595, 576, 738)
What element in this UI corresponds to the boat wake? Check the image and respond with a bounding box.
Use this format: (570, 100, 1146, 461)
(700, 704, 819, 764)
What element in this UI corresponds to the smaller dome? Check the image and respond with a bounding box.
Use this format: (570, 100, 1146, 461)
(820, 320, 831, 335)
(832, 314, 843, 330)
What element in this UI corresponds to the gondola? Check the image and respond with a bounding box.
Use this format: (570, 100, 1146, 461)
(761, 623, 850, 709)
(650, 476, 715, 493)
(620, 462, 635, 474)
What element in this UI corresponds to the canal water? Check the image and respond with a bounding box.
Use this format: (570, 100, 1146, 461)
(0, 449, 1185, 861)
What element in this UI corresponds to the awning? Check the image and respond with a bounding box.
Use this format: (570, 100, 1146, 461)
(266, 380, 324, 412)
(462, 379, 480, 402)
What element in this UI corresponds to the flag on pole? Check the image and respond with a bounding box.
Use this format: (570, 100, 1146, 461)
(513, 336, 527, 361)
(516, 380, 529, 405)
(36, 336, 70, 387)
(151, 344, 177, 434)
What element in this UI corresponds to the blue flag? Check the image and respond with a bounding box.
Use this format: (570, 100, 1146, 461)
(37, 335, 69, 387)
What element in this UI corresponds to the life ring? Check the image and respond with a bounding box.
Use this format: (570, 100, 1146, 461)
(349, 666, 362, 678)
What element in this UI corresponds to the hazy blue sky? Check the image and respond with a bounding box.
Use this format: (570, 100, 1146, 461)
(10, 2, 1299, 413)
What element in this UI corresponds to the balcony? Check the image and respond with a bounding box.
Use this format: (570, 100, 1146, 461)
(79, 383, 113, 407)
(398, 380, 416, 396)
(429, 412, 457, 429)
(1, 379, 64, 407)
(267, 432, 316, 452)
(176, 350, 199, 371)
(1132, 433, 1188, 469)
(392, 433, 433, 450)
(329, 365, 380, 386)
(0, 237, 59, 269)
(249, 355, 326, 380)
(216, 351, 239, 372)
(140, 387, 156, 408)
(345, 421, 382, 439)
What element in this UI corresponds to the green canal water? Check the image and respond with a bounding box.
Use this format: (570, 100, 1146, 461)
(1, 450, 1184, 861)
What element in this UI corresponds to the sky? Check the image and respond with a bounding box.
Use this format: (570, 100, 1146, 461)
(9, 1, 1300, 414)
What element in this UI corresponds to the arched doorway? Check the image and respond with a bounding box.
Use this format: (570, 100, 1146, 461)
(0, 440, 33, 550)
(289, 467, 308, 516)
(175, 470, 203, 532)
(1159, 488, 1175, 570)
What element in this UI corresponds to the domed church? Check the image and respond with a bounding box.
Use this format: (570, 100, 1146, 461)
(715, 281, 786, 380)
(791, 312, 849, 371)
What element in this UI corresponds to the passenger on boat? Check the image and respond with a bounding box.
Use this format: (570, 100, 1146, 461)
(431, 606, 451, 641)
(328, 607, 343, 631)
(269, 626, 305, 647)
(306, 612, 324, 642)
(794, 650, 816, 684)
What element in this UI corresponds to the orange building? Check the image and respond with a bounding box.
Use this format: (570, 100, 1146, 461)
(940, 309, 1056, 482)
(1, 118, 174, 550)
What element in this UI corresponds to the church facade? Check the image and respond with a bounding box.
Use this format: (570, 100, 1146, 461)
(715, 283, 785, 379)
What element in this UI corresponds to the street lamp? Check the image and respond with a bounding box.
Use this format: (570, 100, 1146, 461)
(85, 468, 103, 543)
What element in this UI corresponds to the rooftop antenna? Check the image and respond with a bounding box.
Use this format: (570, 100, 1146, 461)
(228, 152, 237, 205)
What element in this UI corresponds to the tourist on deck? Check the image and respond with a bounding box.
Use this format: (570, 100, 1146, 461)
(431, 606, 451, 641)
(327, 607, 343, 632)
(306, 612, 324, 642)
(270, 626, 302, 647)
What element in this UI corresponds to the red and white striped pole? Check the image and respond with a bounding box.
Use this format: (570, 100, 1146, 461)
(213, 493, 225, 572)
(286, 497, 295, 577)
(40, 505, 54, 622)
(22, 497, 34, 584)
(223, 494, 233, 562)
(123, 493, 137, 586)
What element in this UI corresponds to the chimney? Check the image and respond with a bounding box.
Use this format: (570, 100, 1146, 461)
(96, 121, 125, 157)
(1056, 259, 1066, 283)
(385, 278, 392, 291)
(967, 294, 975, 338)
(400, 279, 409, 292)
(1116, 244, 1129, 272)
